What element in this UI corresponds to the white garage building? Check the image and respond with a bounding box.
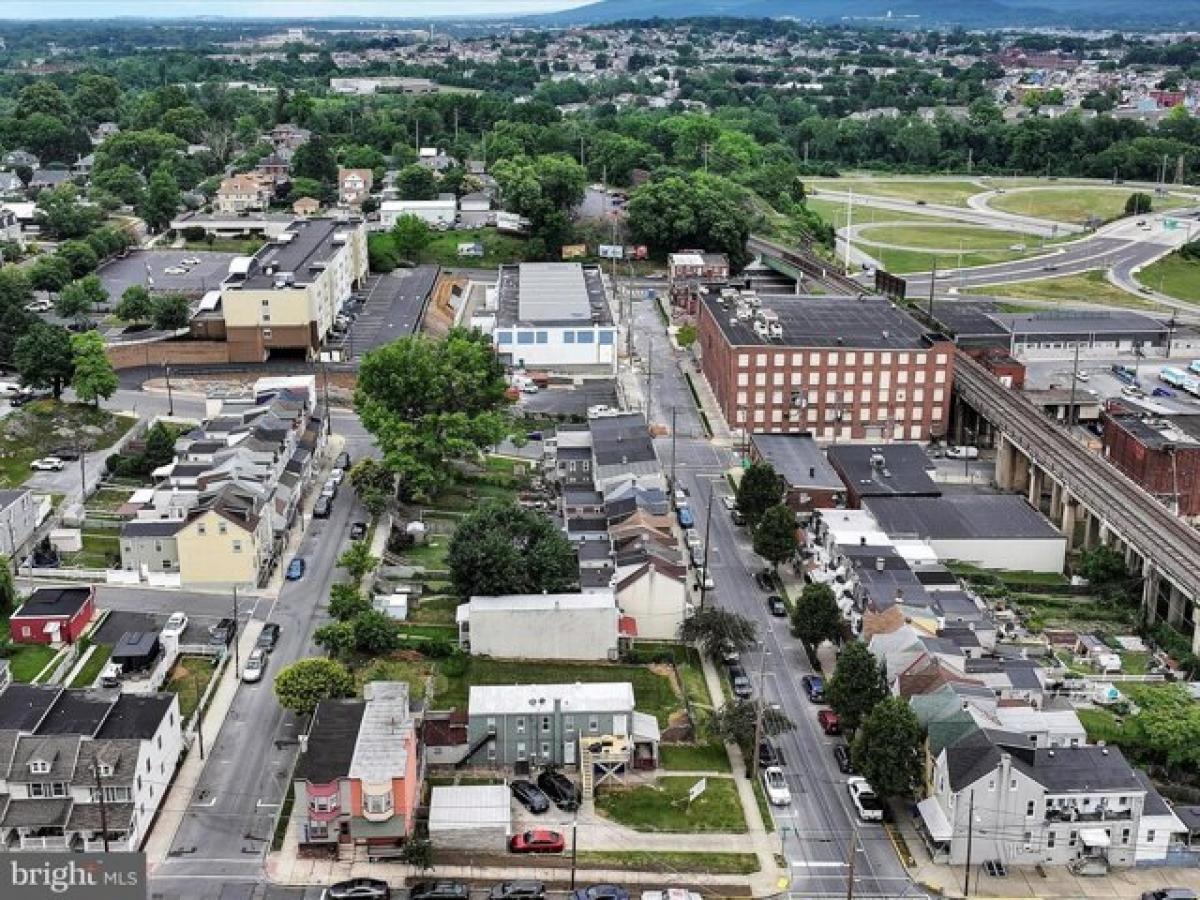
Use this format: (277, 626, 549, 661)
(457, 591, 622, 661)
(428, 784, 511, 850)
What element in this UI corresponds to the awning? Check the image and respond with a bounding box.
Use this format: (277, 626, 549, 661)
(619, 615, 638, 638)
(349, 815, 406, 839)
(1079, 828, 1111, 848)
(917, 798, 953, 842)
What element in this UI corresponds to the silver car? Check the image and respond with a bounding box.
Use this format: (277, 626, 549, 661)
(242, 649, 268, 683)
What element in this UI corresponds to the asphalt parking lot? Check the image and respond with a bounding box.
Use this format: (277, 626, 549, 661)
(516, 379, 619, 417)
(332, 265, 438, 359)
(97, 249, 239, 298)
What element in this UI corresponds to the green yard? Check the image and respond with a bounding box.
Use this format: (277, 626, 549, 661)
(0, 403, 137, 488)
(0, 618, 58, 682)
(164, 655, 217, 719)
(62, 531, 121, 569)
(1135, 252, 1200, 304)
(422, 228, 529, 268)
(595, 776, 747, 833)
(357, 654, 444, 702)
(577, 851, 759, 874)
(69, 643, 113, 688)
(394, 537, 451, 571)
(989, 188, 1187, 225)
(659, 742, 732, 773)
(968, 270, 1157, 309)
(85, 488, 136, 513)
(804, 198, 938, 229)
(810, 178, 985, 207)
(857, 223, 1044, 252)
(409, 595, 460, 625)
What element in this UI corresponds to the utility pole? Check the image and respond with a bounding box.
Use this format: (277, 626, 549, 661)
(928, 259, 937, 319)
(645, 337, 653, 424)
(93, 764, 111, 852)
(670, 406, 677, 491)
(964, 789, 975, 897)
(1067, 341, 1081, 430)
(845, 821, 859, 900)
(698, 482, 715, 610)
(231, 585, 240, 670)
(569, 816, 578, 891)
(165, 365, 174, 416)
(750, 641, 769, 782)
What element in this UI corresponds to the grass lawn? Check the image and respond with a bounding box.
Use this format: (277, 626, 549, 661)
(1135, 252, 1200, 305)
(63, 531, 120, 569)
(1014, 593, 1137, 632)
(357, 654, 444, 702)
(810, 178, 984, 207)
(410, 595, 459, 625)
(989, 188, 1187, 225)
(659, 742, 732, 773)
(437, 658, 682, 726)
(421, 228, 529, 268)
(857, 223, 1042, 252)
(946, 563, 1069, 587)
(967, 270, 1157, 309)
(69, 643, 112, 688)
(0, 619, 58, 682)
(751, 778, 776, 832)
(0, 402, 137, 488)
(870, 246, 1029, 274)
(577, 851, 759, 874)
(164, 655, 217, 719)
(85, 488, 135, 513)
(805, 198, 938, 229)
(395, 538, 450, 571)
(595, 776, 747, 833)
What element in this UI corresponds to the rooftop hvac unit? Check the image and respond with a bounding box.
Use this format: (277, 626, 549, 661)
(332, 233, 348, 245)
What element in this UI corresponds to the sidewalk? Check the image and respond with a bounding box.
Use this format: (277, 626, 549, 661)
(145, 619, 264, 871)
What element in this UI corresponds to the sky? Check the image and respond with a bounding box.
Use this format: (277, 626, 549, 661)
(0, 0, 587, 19)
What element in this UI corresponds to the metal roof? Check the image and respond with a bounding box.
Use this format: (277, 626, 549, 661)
(429, 785, 510, 832)
(469, 682, 634, 717)
(517, 262, 592, 323)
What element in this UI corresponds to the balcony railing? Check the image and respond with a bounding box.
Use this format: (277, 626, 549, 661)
(19, 836, 69, 850)
(1045, 807, 1133, 823)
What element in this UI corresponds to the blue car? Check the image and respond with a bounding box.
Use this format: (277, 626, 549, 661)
(677, 506, 695, 528)
(286, 558, 306, 581)
(1152, 387, 1175, 398)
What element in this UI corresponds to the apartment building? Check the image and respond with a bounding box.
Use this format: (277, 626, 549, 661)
(0, 684, 182, 853)
(119, 386, 324, 589)
(292, 682, 421, 850)
(697, 294, 955, 442)
(218, 217, 367, 362)
(214, 173, 272, 214)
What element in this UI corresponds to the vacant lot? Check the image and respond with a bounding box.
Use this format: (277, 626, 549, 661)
(989, 188, 1187, 225)
(1135, 252, 1200, 304)
(810, 178, 984, 207)
(0, 402, 136, 488)
(424, 228, 529, 268)
(595, 776, 747, 832)
(968, 270, 1156, 309)
(164, 655, 217, 719)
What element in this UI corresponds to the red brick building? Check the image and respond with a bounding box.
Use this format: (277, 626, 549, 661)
(1101, 411, 1200, 518)
(697, 294, 955, 442)
(9, 586, 95, 645)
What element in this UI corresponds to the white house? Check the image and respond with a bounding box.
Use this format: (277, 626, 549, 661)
(457, 591, 624, 661)
(615, 558, 690, 641)
(380, 194, 456, 228)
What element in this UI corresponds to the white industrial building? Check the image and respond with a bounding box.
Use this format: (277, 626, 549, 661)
(380, 194, 457, 228)
(485, 263, 617, 372)
(428, 784, 511, 850)
(457, 591, 625, 660)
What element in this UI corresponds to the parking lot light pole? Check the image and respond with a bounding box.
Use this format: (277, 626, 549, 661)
(165, 365, 174, 417)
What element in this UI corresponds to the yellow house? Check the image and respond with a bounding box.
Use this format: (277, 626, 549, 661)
(220, 217, 368, 363)
(175, 497, 272, 589)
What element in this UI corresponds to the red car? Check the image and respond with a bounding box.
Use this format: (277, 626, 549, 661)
(817, 709, 841, 736)
(508, 829, 565, 854)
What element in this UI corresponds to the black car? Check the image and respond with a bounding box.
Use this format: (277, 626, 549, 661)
(408, 883, 469, 900)
(833, 744, 854, 774)
(51, 446, 82, 461)
(537, 769, 580, 812)
(730, 509, 745, 526)
(572, 886, 630, 900)
(758, 739, 783, 768)
(350, 521, 368, 541)
(766, 595, 787, 617)
(208, 618, 236, 647)
(753, 571, 775, 592)
(335, 451, 351, 470)
(256, 623, 281, 652)
(326, 877, 391, 899)
(313, 495, 332, 519)
(801, 674, 825, 703)
(489, 882, 545, 900)
(510, 779, 551, 814)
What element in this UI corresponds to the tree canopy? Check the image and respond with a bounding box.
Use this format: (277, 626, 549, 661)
(70, 331, 119, 406)
(273, 657, 354, 717)
(791, 582, 842, 648)
(828, 641, 889, 735)
(446, 501, 577, 598)
(680, 605, 758, 658)
(753, 503, 799, 570)
(735, 462, 785, 531)
(14, 323, 74, 399)
(852, 697, 925, 799)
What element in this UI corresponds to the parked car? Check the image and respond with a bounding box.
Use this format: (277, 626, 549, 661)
(324, 877, 391, 899)
(766, 595, 787, 617)
(181, 256, 202, 266)
(209, 618, 236, 647)
(257, 622, 281, 652)
(720, 495, 736, 511)
(489, 882, 545, 900)
(832, 744, 854, 774)
(944, 445, 979, 460)
(329, 468, 346, 485)
(1141, 890, 1198, 900)
(1074, 371, 1090, 382)
(758, 739, 783, 768)
(817, 709, 841, 735)
(409, 883, 468, 900)
(162, 612, 188, 639)
(313, 495, 332, 518)
(801, 675, 825, 703)
(753, 571, 775, 591)
(286, 557, 306, 581)
(762, 766, 791, 806)
(508, 829, 565, 854)
(847, 776, 883, 822)
(689, 544, 704, 567)
(572, 886, 630, 900)
(730, 509, 745, 526)
(242, 649, 268, 684)
(29, 456, 65, 471)
(350, 521, 368, 540)
(335, 451, 351, 470)
(537, 770, 580, 812)
(321, 479, 338, 499)
(510, 779, 551, 814)
(729, 669, 753, 699)
(164, 266, 188, 275)
(51, 447, 81, 461)
(1153, 387, 1175, 398)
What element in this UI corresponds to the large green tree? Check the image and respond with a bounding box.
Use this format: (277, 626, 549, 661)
(355, 327, 510, 498)
(827, 641, 888, 735)
(115, 285, 154, 323)
(56, 275, 107, 321)
(446, 501, 576, 598)
(70, 331, 119, 406)
(735, 463, 784, 531)
(391, 214, 433, 262)
(348, 459, 395, 517)
(151, 293, 191, 330)
(852, 697, 925, 799)
(394, 164, 438, 200)
(680, 605, 758, 658)
(708, 698, 794, 760)
(35, 185, 103, 241)
(791, 582, 842, 648)
(14, 323, 74, 399)
(140, 166, 181, 232)
(273, 657, 354, 717)
(0, 267, 34, 364)
(626, 172, 752, 270)
(753, 503, 799, 571)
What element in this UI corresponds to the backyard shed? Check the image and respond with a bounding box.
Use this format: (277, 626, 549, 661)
(111, 631, 161, 674)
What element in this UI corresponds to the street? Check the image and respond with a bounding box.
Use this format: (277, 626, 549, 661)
(630, 296, 914, 898)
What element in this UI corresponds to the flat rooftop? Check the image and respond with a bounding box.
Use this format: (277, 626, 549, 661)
(750, 434, 843, 491)
(702, 293, 945, 349)
(993, 309, 1169, 337)
(827, 443, 940, 498)
(1108, 412, 1200, 449)
(229, 218, 356, 291)
(497, 262, 612, 327)
(865, 494, 1063, 541)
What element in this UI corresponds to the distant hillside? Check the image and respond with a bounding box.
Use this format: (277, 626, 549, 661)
(533, 0, 1200, 28)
